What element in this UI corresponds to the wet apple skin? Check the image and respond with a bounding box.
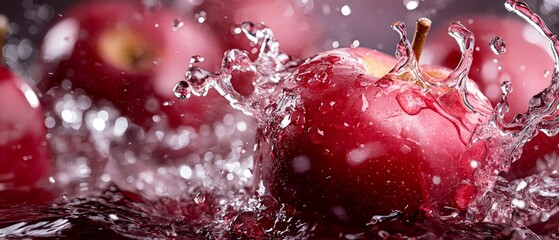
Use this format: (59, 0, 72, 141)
(255, 48, 489, 223)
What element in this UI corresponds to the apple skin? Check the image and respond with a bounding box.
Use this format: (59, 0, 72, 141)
(193, 0, 320, 59)
(254, 48, 491, 224)
(0, 67, 50, 188)
(424, 16, 557, 181)
(38, 0, 227, 129)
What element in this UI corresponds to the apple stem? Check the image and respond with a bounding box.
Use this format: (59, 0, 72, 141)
(412, 17, 432, 62)
(0, 15, 8, 66)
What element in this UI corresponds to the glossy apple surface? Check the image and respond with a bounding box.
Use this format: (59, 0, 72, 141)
(424, 16, 557, 181)
(0, 67, 50, 188)
(38, 0, 226, 129)
(194, 0, 320, 59)
(254, 47, 491, 224)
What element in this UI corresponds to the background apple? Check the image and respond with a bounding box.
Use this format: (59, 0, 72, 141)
(254, 47, 492, 224)
(0, 66, 50, 188)
(189, 0, 321, 59)
(37, 0, 227, 130)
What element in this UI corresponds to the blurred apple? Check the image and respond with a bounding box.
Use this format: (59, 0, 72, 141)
(192, 0, 320, 59)
(37, 0, 227, 130)
(0, 67, 50, 188)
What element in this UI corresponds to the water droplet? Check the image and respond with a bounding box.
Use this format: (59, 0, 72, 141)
(367, 211, 401, 225)
(190, 55, 205, 64)
(173, 81, 191, 101)
(432, 176, 442, 185)
(331, 41, 339, 48)
(403, 0, 419, 10)
(489, 36, 506, 55)
(308, 126, 324, 144)
(172, 18, 184, 31)
(544, 69, 551, 77)
(194, 11, 207, 24)
(340, 5, 351, 16)
(396, 90, 426, 115)
(194, 192, 206, 204)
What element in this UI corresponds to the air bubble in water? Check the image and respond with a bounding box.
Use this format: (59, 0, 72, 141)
(403, 0, 419, 10)
(489, 36, 506, 55)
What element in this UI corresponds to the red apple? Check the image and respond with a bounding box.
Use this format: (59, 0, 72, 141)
(37, 0, 227, 130)
(424, 16, 557, 181)
(253, 47, 492, 224)
(192, 0, 320, 59)
(0, 67, 50, 188)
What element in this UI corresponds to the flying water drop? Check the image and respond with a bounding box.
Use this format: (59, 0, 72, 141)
(490, 36, 507, 55)
(172, 18, 184, 31)
(173, 81, 190, 101)
(403, 0, 419, 10)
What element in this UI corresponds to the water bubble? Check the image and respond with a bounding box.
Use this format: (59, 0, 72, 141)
(489, 36, 507, 55)
(403, 0, 419, 10)
(173, 81, 191, 101)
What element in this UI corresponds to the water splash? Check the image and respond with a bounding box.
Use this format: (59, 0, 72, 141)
(467, 0, 559, 220)
(387, 20, 492, 144)
(174, 21, 299, 120)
